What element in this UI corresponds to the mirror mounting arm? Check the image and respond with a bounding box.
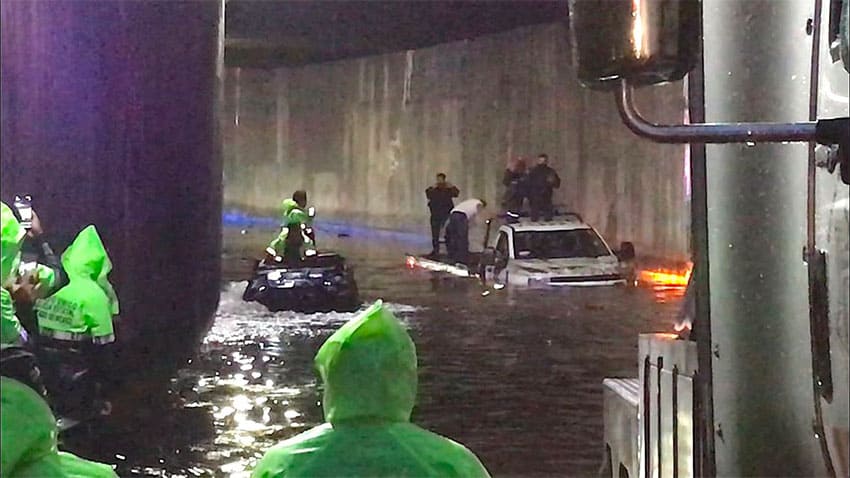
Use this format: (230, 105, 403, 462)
(616, 80, 818, 144)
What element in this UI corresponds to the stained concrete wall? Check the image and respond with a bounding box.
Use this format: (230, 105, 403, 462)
(222, 23, 690, 259)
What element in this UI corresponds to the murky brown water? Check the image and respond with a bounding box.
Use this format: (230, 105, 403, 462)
(64, 227, 684, 477)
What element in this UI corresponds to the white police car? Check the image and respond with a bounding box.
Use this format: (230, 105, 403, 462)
(480, 213, 635, 287)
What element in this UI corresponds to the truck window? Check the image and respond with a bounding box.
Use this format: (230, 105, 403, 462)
(513, 229, 611, 259)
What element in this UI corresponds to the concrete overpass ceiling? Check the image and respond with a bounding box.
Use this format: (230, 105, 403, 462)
(225, 0, 568, 67)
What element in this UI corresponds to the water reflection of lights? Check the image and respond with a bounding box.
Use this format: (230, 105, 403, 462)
(638, 263, 693, 303)
(232, 395, 252, 411)
(167, 284, 423, 477)
(404, 255, 476, 278)
(639, 266, 692, 287)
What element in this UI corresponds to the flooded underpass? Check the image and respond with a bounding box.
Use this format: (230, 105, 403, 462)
(64, 227, 686, 477)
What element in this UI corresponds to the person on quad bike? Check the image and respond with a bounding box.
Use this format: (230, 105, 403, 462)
(292, 190, 317, 245)
(267, 200, 316, 263)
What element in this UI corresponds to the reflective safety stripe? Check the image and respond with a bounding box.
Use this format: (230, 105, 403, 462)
(92, 334, 115, 345)
(40, 328, 115, 344)
(39, 329, 89, 342)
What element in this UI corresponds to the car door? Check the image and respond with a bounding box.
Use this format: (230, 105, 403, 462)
(494, 231, 510, 283)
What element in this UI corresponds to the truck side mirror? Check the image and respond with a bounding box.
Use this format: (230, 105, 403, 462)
(617, 241, 636, 261)
(568, 0, 701, 90)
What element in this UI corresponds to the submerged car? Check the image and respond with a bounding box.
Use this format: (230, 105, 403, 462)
(479, 213, 635, 287)
(243, 252, 361, 313)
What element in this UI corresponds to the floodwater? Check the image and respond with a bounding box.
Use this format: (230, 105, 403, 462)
(64, 227, 685, 477)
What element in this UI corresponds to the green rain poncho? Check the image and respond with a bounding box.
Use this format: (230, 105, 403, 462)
(268, 205, 315, 258)
(0, 377, 117, 478)
(35, 226, 118, 344)
(1, 202, 26, 346)
(250, 301, 491, 478)
(280, 199, 298, 225)
(1, 202, 25, 287)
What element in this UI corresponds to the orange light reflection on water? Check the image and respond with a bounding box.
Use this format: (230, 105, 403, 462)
(639, 262, 693, 303)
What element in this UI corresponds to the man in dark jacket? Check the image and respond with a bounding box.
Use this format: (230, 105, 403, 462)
(425, 173, 459, 256)
(502, 157, 528, 222)
(527, 154, 561, 221)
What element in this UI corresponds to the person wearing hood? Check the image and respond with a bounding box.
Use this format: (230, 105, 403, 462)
(292, 190, 317, 245)
(0, 376, 117, 478)
(1, 202, 50, 400)
(267, 199, 315, 263)
(35, 225, 118, 346)
(1, 202, 28, 348)
(34, 225, 119, 417)
(9, 204, 69, 335)
(251, 300, 491, 478)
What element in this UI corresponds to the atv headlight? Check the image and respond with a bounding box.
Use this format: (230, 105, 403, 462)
(267, 270, 282, 281)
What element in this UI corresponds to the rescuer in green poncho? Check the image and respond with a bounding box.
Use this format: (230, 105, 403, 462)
(1, 202, 27, 347)
(36, 225, 118, 346)
(251, 300, 491, 478)
(2, 200, 68, 344)
(0, 376, 117, 478)
(34, 225, 119, 418)
(2, 212, 117, 477)
(267, 199, 316, 262)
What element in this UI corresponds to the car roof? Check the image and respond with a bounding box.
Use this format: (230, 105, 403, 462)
(502, 219, 592, 232)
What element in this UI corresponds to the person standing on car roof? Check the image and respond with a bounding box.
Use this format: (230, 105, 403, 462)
(527, 153, 561, 222)
(502, 157, 529, 223)
(445, 198, 486, 266)
(425, 173, 460, 257)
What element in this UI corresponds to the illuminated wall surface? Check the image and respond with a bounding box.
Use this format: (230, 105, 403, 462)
(0, 1, 223, 374)
(222, 23, 691, 260)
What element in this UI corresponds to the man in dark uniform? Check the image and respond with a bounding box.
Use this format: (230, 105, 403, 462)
(425, 173, 459, 257)
(527, 154, 561, 221)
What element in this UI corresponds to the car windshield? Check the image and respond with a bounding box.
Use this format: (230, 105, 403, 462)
(512, 229, 611, 259)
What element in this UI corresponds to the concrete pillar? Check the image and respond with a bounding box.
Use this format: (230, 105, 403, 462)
(703, 0, 826, 474)
(1, 1, 223, 377)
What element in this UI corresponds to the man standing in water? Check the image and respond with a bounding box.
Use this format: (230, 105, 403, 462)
(425, 173, 459, 257)
(445, 198, 486, 266)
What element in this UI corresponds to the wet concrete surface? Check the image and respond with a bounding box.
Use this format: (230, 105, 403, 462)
(64, 227, 685, 477)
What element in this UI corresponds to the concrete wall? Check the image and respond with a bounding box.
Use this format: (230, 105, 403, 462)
(222, 23, 690, 259)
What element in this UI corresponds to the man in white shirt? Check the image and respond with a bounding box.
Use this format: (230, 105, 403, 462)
(445, 199, 486, 265)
